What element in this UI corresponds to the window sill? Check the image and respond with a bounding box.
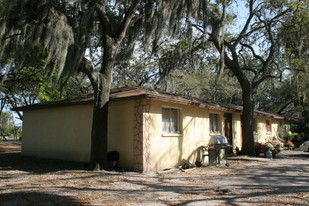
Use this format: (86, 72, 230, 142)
(161, 133, 183, 137)
(210, 133, 222, 136)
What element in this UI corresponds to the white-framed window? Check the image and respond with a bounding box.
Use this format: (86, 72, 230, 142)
(162, 108, 181, 134)
(210, 113, 220, 134)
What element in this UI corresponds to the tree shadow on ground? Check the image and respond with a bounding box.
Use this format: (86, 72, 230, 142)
(279, 152, 309, 159)
(113, 153, 309, 205)
(0, 191, 85, 206)
(0, 141, 85, 173)
(0, 142, 308, 205)
(0, 153, 85, 174)
(50, 157, 309, 206)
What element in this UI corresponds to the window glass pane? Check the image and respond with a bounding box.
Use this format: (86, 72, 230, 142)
(162, 108, 170, 133)
(210, 113, 219, 133)
(210, 114, 214, 132)
(215, 114, 219, 132)
(170, 109, 179, 132)
(162, 108, 180, 133)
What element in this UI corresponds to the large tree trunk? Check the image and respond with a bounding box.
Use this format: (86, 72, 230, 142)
(241, 86, 255, 156)
(223, 53, 256, 156)
(78, 57, 113, 171)
(90, 38, 116, 170)
(90, 73, 112, 170)
(87, 0, 140, 170)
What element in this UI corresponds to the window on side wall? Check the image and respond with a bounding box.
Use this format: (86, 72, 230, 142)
(210, 113, 220, 134)
(266, 120, 271, 133)
(162, 108, 181, 134)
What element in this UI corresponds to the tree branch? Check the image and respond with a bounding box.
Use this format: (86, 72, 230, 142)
(4, 33, 23, 40)
(240, 42, 265, 64)
(277, 98, 296, 115)
(115, 0, 141, 43)
(78, 57, 99, 92)
(233, 0, 255, 46)
(242, 67, 258, 74)
(256, 8, 289, 74)
(95, 3, 113, 36)
(254, 74, 280, 87)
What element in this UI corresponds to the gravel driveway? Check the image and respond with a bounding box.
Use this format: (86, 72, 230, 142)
(0, 141, 308, 206)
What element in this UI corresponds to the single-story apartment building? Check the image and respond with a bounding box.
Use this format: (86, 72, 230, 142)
(13, 87, 292, 172)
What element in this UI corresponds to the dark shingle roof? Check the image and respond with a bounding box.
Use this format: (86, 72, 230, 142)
(12, 86, 231, 112)
(12, 86, 299, 121)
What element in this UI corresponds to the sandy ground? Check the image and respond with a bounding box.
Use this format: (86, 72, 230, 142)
(0, 141, 308, 206)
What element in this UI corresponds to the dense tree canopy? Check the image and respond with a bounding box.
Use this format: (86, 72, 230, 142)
(113, 0, 308, 154)
(1, 0, 212, 169)
(0, 0, 307, 165)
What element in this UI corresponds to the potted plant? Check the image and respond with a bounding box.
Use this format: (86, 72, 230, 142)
(261, 142, 274, 158)
(261, 142, 274, 153)
(284, 140, 295, 150)
(254, 142, 262, 157)
(271, 140, 283, 158)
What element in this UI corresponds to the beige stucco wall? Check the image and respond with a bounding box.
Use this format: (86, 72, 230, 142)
(21, 97, 290, 172)
(254, 116, 283, 142)
(108, 99, 134, 170)
(22, 104, 93, 162)
(145, 101, 250, 171)
(147, 100, 217, 171)
(22, 99, 135, 167)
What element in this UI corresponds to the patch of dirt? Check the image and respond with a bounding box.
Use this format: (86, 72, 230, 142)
(0, 141, 308, 206)
(0, 141, 21, 153)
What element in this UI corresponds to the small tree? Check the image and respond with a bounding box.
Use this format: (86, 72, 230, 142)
(0, 111, 19, 139)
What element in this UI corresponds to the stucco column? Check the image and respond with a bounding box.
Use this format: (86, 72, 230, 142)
(133, 99, 151, 172)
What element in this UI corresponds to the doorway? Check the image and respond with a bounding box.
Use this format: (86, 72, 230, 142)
(224, 113, 233, 146)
